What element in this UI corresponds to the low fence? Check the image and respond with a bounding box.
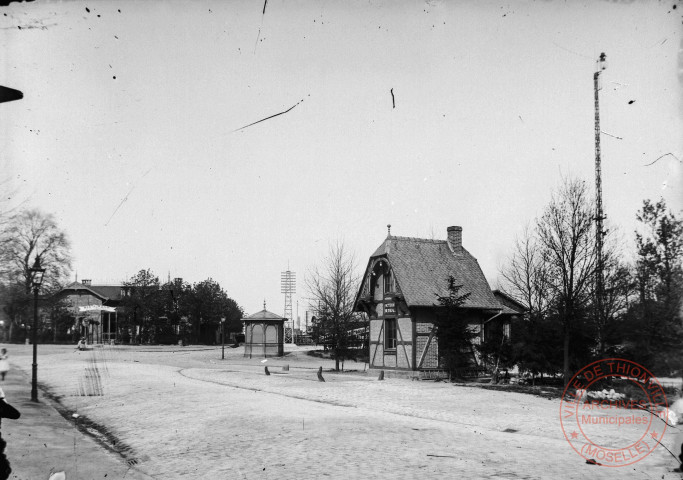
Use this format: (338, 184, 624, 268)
(416, 366, 488, 380)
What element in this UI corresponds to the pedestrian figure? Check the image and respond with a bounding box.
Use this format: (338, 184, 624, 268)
(0, 387, 20, 480)
(0, 351, 9, 382)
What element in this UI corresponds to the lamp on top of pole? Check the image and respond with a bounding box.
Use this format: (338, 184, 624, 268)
(29, 256, 45, 402)
(594, 52, 607, 342)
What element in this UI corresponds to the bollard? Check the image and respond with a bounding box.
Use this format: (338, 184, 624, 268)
(264, 366, 270, 376)
(317, 366, 325, 382)
(378, 370, 385, 381)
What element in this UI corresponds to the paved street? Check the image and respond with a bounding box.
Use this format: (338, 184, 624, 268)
(0, 357, 150, 480)
(3, 344, 681, 479)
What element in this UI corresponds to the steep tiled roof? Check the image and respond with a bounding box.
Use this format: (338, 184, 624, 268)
(366, 236, 500, 310)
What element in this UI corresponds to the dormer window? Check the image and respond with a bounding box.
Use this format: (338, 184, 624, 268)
(383, 269, 394, 294)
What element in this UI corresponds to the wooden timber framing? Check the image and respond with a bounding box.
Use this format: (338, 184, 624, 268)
(370, 321, 384, 366)
(396, 320, 410, 368)
(417, 325, 436, 370)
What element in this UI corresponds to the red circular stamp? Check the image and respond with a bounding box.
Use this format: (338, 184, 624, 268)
(560, 358, 669, 467)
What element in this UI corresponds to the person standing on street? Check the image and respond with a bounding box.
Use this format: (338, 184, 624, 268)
(0, 387, 20, 480)
(0, 350, 9, 382)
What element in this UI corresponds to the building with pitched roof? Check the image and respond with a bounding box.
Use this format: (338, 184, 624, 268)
(55, 280, 126, 344)
(354, 226, 524, 374)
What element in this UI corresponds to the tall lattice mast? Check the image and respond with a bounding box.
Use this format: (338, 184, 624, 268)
(594, 53, 607, 334)
(281, 269, 296, 344)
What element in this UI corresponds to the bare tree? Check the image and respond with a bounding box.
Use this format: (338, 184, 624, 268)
(0, 209, 72, 341)
(536, 178, 596, 383)
(2, 209, 72, 294)
(500, 224, 552, 320)
(306, 241, 361, 371)
(499, 225, 560, 380)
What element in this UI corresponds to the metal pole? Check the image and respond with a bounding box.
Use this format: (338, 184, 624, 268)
(31, 287, 39, 402)
(221, 318, 225, 360)
(594, 55, 605, 346)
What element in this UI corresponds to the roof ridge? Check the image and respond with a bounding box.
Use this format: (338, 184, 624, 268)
(389, 235, 446, 244)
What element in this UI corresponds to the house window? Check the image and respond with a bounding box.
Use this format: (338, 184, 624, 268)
(503, 322, 511, 340)
(385, 318, 397, 350)
(383, 269, 394, 294)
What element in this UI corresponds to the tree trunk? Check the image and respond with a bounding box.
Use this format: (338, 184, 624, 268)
(563, 328, 570, 385)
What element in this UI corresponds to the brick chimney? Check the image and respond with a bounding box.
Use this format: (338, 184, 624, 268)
(447, 226, 463, 254)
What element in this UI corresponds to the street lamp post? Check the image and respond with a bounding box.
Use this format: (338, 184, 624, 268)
(29, 257, 45, 403)
(221, 318, 225, 360)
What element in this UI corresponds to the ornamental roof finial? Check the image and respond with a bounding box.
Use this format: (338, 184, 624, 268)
(387, 224, 391, 237)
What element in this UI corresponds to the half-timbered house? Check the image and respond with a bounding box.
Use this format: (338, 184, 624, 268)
(354, 226, 523, 375)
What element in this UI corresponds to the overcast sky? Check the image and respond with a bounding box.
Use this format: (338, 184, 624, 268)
(2, 0, 681, 323)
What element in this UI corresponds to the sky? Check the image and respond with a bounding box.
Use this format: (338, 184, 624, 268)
(1, 0, 682, 326)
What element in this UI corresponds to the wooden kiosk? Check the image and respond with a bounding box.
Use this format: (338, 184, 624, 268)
(242, 303, 285, 358)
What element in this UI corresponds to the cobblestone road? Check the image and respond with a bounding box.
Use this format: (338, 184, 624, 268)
(8, 345, 681, 479)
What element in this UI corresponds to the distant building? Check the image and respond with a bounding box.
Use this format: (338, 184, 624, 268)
(354, 226, 524, 375)
(55, 280, 125, 344)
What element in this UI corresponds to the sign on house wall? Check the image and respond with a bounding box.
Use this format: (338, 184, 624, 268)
(384, 295, 396, 317)
(384, 302, 396, 316)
